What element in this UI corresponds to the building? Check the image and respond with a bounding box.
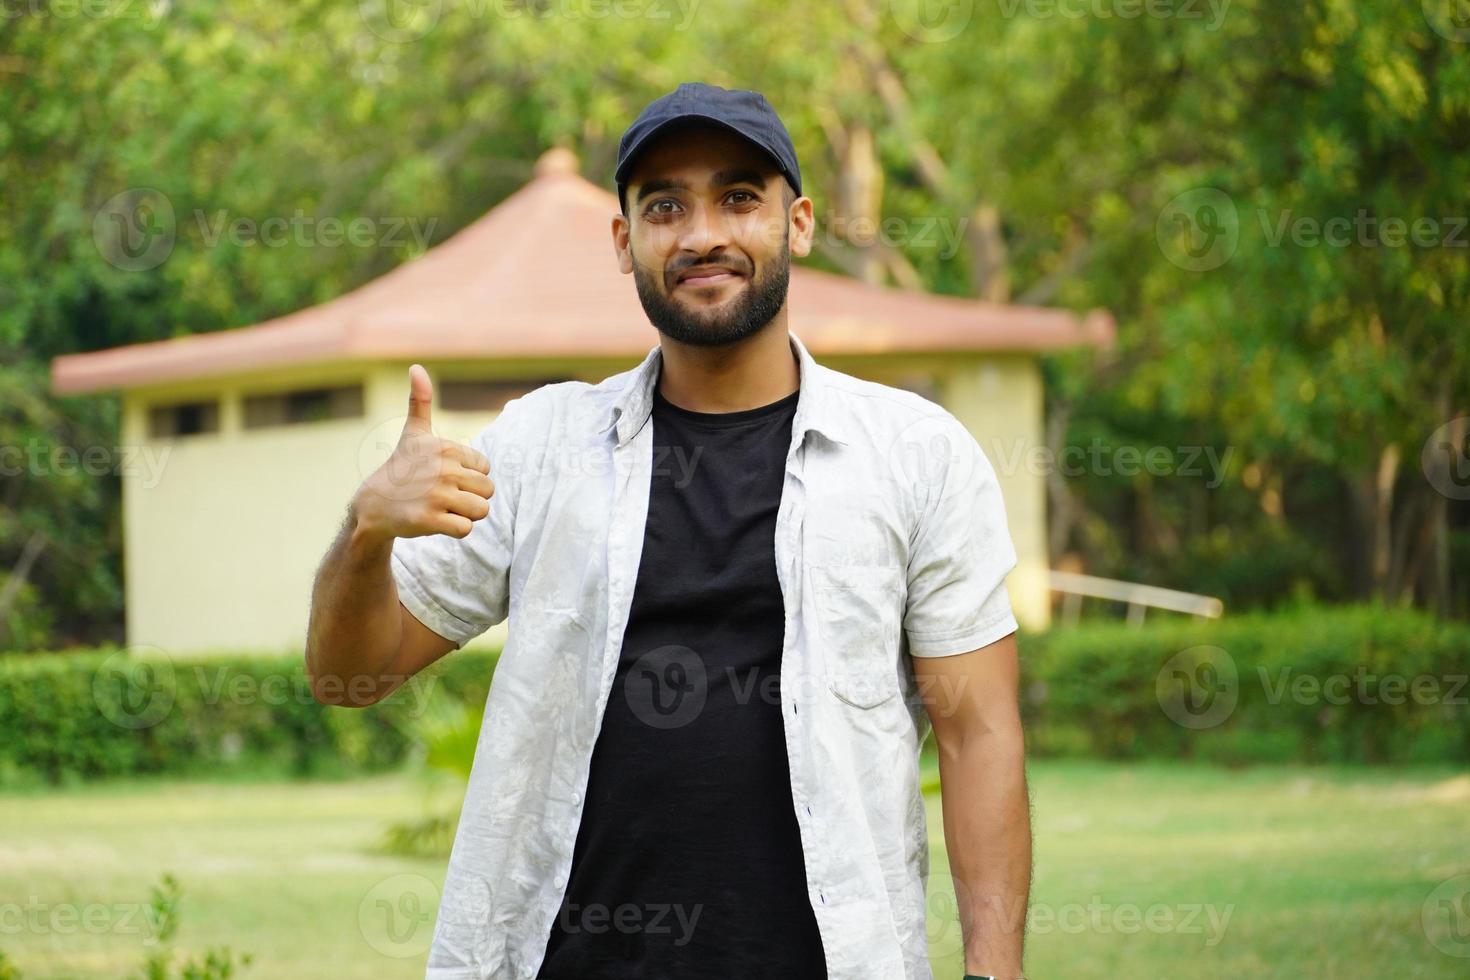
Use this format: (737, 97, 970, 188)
(50, 149, 1113, 655)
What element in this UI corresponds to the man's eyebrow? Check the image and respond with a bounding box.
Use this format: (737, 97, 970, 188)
(634, 168, 770, 206)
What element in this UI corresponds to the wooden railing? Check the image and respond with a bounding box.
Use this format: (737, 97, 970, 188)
(1048, 570, 1224, 627)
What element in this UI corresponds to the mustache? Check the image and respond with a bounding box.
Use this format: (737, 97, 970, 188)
(666, 256, 753, 281)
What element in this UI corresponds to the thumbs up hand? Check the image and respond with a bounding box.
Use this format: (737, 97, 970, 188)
(352, 364, 496, 542)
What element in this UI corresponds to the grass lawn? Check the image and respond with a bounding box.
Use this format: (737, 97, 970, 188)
(1, 761, 1466, 978)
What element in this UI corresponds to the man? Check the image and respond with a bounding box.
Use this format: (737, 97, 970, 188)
(306, 82, 1030, 980)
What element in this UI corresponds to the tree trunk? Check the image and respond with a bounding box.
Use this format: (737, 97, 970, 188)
(1348, 444, 1402, 598)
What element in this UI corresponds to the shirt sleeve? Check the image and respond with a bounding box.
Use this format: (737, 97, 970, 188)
(389, 400, 523, 650)
(902, 413, 1019, 658)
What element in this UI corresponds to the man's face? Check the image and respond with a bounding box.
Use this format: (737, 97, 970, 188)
(613, 123, 813, 348)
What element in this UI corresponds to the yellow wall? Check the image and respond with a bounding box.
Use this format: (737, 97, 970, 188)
(121, 361, 517, 656)
(938, 357, 1050, 630)
(122, 353, 1048, 655)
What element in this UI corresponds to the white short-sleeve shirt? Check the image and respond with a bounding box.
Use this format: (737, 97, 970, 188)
(391, 331, 1019, 979)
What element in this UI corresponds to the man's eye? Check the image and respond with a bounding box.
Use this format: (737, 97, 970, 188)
(728, 191, 756, 204)
(647, 200, 679, 216)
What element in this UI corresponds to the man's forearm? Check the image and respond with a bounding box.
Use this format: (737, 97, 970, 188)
(304, 507, 403, 706)
(938, 729, 1032, 977)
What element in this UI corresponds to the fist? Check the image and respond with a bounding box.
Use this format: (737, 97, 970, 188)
(352, 364, 495, 541)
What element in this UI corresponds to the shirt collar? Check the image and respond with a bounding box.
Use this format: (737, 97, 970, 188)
(603, 330, 852, 449)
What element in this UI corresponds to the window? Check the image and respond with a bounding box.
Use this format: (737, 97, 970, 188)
(149, 400, 220, 438)
(439, 379, 568, 413)
(243, 385, 364, 429)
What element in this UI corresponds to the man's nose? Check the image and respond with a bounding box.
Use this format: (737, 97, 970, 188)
(676, 199, 733, 256)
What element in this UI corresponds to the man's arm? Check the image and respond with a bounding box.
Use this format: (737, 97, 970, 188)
(304, 512, 457, 707)
(912, 630, 1031, 978)
(304, 364, 494, 708)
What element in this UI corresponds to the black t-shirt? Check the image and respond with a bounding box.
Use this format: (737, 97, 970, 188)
(537, 378, 828, 979)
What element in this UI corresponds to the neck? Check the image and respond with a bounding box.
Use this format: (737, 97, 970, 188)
(655, 318, 798, 413)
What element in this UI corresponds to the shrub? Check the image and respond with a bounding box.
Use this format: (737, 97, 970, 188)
(0, 646, 499, 787)
(1016, 604, 1470, 765)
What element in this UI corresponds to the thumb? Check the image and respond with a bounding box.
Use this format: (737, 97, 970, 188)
(404, 363, 434, 434)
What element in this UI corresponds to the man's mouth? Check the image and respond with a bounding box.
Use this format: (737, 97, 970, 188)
(675, 267, 744, 289)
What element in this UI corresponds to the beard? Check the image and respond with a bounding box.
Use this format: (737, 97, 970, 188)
(631, 230, 791, 348)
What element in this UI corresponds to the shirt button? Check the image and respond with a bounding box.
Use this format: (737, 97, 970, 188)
(554, 875, 566, 889)
(571, 790, 582, 805)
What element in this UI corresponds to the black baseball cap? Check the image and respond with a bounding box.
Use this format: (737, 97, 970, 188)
(615, 82, 802, 214)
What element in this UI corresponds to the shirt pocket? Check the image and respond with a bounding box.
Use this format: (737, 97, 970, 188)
(809, 563, 904, 709)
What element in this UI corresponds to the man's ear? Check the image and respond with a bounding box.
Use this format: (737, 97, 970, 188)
(787, 192, 815, 260)
(612, 213, 633, 274)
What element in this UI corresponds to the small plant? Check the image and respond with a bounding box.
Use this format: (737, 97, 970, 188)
(378, 695, 484, 858)
(135, 873, 253, 980)
(0, 875, 251, 980)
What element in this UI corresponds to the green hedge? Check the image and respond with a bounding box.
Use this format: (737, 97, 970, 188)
(2, 605, 1466, 787)
(0, 647, 499, 788)
(1017, 604, 1470, 765)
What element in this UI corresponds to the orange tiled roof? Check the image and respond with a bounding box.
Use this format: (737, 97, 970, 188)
(51, 149, 1113, 395)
